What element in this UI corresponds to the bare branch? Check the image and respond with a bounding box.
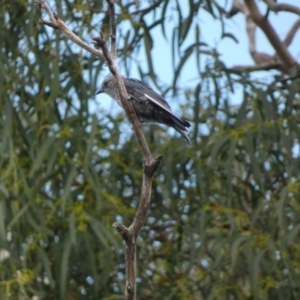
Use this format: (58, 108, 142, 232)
(107, 0, 117, 59)
(228, 0, 247, 16)
(244, 0, 296, 69)
(263, 0, 300, 16)
(113, 222, 129, 239)
(228, 0, 299, 73)
(36, 0, 57, 22)
(93, 31, 156, 297)
(93, 2, 162, 299)
(251, 51, 278, 65)
(130, 155, 163, 238)
(283, 18, 300, 47)
(131, 0, 163, 15)
(230, 61, 282, 73)
(92, 36, 115, 69)
(228, 1, 272, 68)
(246, 16, 256, 53)
(122, 155, 162, 300)
(39, 18, 59, 30)
(228, 1, 257, 53)
(38, 0, 105, 60)
(228, 1, 259, 60)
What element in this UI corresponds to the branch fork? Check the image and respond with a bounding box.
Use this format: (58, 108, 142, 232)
(228, 0, 299, 73)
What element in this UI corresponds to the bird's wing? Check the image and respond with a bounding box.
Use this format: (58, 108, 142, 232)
(124, 78, 190, 128)
(144, 93, 190, 128)
(124, 78, 171, 108)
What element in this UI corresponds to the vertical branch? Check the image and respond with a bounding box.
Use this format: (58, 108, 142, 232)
(100, 4, 163, 298)
(107, 0, 117, 59)
(114, 156, 162, 300)
(283, 19, 300, 47)
(93, 0, 161, 295)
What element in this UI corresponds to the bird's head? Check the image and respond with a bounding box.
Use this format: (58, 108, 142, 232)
(96, 76, 114, 95)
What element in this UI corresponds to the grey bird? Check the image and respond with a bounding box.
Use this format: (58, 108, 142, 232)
(96, 76, 191, 144)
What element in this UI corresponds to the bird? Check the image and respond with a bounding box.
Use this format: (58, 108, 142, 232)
(96, 76, 191, 144)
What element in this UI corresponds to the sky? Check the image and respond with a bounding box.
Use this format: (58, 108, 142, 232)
(92, 0, 300, 146)
(95, 0, 300, 108)
(144, 0, 300, 84)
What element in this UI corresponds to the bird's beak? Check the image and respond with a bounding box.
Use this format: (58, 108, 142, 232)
(96, 87, 104, 94)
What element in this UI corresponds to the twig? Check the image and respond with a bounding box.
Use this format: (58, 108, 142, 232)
(283, 18, 300, 47)
(107, 0, 117, 59)
(36, 0, 56, 22)
(130, 156, 163, 238)
(92, 36, 115, 69)
(277, 72, 300, 85)
(272, 18, 300, 64)
(39, 19, 59, 30)
(113, 155, 162, 299)
(131, 0, 162, 15)
(263, 0, 300, 16)
(229, 61, 282, 73)
(38, 0, 105, 60)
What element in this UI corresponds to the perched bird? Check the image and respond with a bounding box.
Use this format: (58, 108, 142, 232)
(97, 76, 191, 144)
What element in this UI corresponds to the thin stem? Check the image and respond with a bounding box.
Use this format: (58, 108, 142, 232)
(38, 0, 56, 22)
(263, 0, 300, 16)
(107, 0, 117, 59)
(38, 1, 105, 60)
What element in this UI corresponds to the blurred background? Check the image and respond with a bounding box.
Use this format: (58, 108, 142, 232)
(1, 0, 300, 299)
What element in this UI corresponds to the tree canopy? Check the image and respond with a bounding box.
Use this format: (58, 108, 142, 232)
(1, 0, 300, 299)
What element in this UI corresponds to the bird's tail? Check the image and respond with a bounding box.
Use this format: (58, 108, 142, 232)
(171, 118, 191, 144)
(176, 128, 191, 144)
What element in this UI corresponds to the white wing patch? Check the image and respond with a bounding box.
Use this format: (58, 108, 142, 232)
(144, 93, 185, 125)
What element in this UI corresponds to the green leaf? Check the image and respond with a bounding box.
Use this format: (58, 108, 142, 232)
(69, 212, 76, 245)
(143, 20, 155, 76)
(160, 0, 170, 40)
(221, 32, 239, 43)
(60, 236, 72, 298)
(173, 46, 194, 87)
(29, 135, 57, 177)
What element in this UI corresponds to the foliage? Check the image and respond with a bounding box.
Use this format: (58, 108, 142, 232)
(1, 0, 300, 299)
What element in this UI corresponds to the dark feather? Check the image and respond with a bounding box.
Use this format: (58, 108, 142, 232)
(98, 76, 192, 144)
